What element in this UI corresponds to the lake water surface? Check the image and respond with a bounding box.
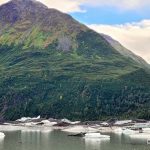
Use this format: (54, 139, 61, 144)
(0, 130, 149, 150)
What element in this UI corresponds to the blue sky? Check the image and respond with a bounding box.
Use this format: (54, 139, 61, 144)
(0, 0, 150, 63)
(71, 6, 150, 25)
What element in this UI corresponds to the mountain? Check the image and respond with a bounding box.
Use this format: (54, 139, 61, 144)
(0, 0, 149, 121)
(102, 34, 150, 69)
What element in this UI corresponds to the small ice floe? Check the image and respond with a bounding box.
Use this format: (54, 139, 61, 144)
(0, 132, 5, 138)
(114, 120, 132, 126)
(0, 125, 23, 131)
(61, 119, 80, 125)
(16, 117, 32, 122)
(3, 123, 12, 125)
(143, 128, 150, 133)
(129, 133, 150, 140)
(23, 122, 38, 127)
(62, 125, 99, 133)
(84, 133, 110, 139)
(16, 116, 40, 122)
(41, 120, 57, 126)
(61, 119, 72, 124)
(113, 128, 123, 134)
(122, 129, 138, 135)
(100, 122, 109, 126)
(132, 123, 150, 129)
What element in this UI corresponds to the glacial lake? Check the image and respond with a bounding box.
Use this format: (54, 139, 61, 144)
(0, 130, 149, 150)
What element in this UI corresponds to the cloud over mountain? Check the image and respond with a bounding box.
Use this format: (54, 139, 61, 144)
(0, 0, 149, 13)
(85, 0, 150, 10)
(88, 20, 150, 63)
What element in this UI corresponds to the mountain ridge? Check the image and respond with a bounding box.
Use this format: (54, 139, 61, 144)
(102, 34, 150, 69)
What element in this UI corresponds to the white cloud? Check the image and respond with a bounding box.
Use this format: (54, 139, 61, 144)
(1, 0, 150, 12)
(37, 0, 150, 12)
(37, 0, 85, 13)
(88, 20, 150, 63)
(0, 0, 10, 5)
(85, 0, 150, 10)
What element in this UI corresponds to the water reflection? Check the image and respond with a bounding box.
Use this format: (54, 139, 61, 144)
(129, 137, 149, 145)
(0, 131, 150, 150)
(85, 138, 110, 150)
(0, 137, 4, 149)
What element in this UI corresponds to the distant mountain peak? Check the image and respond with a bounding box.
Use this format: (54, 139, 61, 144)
(12, 0, 34, 1)
(11, 0, 48, 9)
(0, 0, 49, 23)
(13, 0, 47, 6)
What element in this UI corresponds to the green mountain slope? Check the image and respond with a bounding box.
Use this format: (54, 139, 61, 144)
(0, 0, 149, 121)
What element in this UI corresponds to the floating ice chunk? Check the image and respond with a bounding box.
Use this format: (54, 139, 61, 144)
(41, 120, 57, 126)
(70, 121, 80, 125)
(113, 128, 123, 134)
(114, 120, 132, 125)
(0, 132, 5, 138)
(133, 123, 150, 128)
(16, 117, 32, 122)
(129, 133, 150, 140)
(100, 122, 109, 126)
(143, 128, 150, 133)
(122, 129, 138, 135)
(23, 122, 38, 127)
(0, 125, 23, 131)
(16, 116, 40, 122)
(32, 116, 40, 120)
(84, 133, 110, 139)
(61, 119, 80, 125)
(62, 125, 99, 133)
(61, 118, 72, 124)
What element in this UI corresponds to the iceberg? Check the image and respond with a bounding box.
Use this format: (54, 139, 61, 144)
(61, 119, 80, 125)
(143, 128, 150, 133)
(100, 122, 109, 126)
(129, 133, 150, 140)
(113, 128, 123, 134)
(114, 120, 132, 125)
(0, 125, 23, 131)
(62, 125, 99, 133)
(84, 133, 110, 139)
(16, 116, 40, 122)
(41, 120, 57, 126)
(122, 129, 138, 135)
(0, 132, 5, 138)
